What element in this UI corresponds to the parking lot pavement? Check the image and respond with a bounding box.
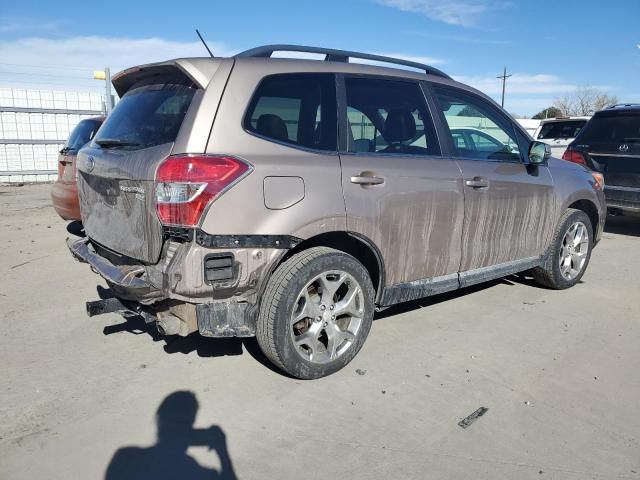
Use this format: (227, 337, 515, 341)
(1, 183, 639, 480)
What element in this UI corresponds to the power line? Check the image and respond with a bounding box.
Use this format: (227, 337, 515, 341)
(0, 79, 104, 89)
(497, 67, 512, 108)
(0, 70, 95, 79)
(0, 62, 94, 71)
(0, 62, 129, 72)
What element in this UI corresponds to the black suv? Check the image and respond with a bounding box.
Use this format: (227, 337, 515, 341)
(563, 104, 640, 214)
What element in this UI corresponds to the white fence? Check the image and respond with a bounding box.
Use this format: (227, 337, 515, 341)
(0, 87, 106, 183)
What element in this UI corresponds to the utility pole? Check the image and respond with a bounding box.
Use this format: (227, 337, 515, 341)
(93, 67, 113, 114)
(104, 67, 113, 114)
(497, 67, 512, 108)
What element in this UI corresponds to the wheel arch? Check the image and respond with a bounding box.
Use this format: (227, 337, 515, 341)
(278, 231, 385, 303)
(567, 199, 599, 236)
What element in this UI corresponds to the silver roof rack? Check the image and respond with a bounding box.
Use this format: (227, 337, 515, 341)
(235, 44, 451, 79)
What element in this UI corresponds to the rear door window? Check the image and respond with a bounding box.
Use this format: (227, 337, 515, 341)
(433, 86, 522, 162)
(343, 77, 439, 156)
(537, 120, 587, 140)
(94, 80, 196, 150)
(244, 73, 337, 151)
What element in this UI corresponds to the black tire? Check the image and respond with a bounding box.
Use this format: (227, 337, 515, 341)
(531, 208, 594, 289)
(256, 247, 375, 379)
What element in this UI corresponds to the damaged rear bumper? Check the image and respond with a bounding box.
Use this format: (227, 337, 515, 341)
(68, 237, 150, 290)
(67, 236, 281, 337)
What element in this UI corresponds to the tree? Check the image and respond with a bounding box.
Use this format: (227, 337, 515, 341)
(532, 106, 563, 119)
(458, 105, 482, 117)
(553, 87, 618, 116)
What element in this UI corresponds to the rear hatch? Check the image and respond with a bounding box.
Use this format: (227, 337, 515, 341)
(577, 110, 640, 188)
(535, 119, 588, 158)
(76, 62, 216, 263)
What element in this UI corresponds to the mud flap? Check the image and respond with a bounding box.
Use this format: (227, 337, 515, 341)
(196, 302, 255, 337)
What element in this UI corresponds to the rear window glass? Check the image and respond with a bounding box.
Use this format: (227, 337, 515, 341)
(244, 73, 337, 151)
(537, 120, 587, 140)
(65, 118, 102, 150)
(94, 80, 196, 149)
(577, 113, 640, 144)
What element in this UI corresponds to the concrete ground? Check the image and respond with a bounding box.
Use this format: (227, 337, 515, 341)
(1, 183, 639, 480)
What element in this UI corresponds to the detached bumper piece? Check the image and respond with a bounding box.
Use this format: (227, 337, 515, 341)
(67, 237, 149, 290)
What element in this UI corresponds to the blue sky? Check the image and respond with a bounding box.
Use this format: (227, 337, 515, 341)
(1, 0, 638, 115)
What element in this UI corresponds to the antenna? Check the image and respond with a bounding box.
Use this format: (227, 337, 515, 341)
(195, 29, 214, 58)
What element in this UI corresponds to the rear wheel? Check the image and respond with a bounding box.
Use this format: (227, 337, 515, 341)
(256, 247, 375, 379)
(532, 208, 593, 289)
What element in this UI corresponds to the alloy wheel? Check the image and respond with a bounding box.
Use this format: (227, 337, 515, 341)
(558, 221, 589, 280)
(289, 270, 365, 364)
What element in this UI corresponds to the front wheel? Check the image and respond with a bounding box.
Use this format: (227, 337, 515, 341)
(531, 208, 593, 289)
(256, 247, 375, 379)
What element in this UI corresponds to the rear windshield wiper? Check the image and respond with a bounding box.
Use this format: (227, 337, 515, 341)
(95, 138, 140, 149)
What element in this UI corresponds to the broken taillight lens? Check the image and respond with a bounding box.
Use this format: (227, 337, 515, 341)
(155, 155, 251, 227)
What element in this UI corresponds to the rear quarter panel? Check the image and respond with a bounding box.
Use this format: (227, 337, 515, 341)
(199, 61, 346, 239)
(547, 157, 606, 242)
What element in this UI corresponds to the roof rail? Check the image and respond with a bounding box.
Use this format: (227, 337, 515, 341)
(235, 44, 451, 79)
(607, 103, 640, 109)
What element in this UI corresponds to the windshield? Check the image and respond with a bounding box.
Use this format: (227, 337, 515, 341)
(94, 80, 196, 150)
(577, 113, 640, 143)
(537, 120, 587, 140)
(64, 118, 102, 151)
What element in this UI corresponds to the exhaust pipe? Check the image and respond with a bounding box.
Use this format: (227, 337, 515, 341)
(156, 313, 182, 336)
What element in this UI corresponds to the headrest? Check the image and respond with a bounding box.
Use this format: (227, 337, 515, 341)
(383, 110, 416, 143)
(256, 114, 288, 141)
(353, 138, 372, 153)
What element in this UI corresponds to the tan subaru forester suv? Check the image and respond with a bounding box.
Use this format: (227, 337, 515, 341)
(68, 45, 606, 379)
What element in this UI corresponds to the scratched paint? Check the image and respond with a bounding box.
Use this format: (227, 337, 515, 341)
(457, 160, 558, 271)
(341, 156, 465, 285)
(76, 142, 173, 263)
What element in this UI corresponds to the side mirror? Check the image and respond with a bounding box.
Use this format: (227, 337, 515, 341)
(528, 141, 551, 165)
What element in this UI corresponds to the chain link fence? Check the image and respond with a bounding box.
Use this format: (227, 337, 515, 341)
(0, 87, 106, 183)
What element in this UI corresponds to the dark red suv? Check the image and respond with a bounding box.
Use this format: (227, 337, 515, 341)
(51, 117, 104, 220)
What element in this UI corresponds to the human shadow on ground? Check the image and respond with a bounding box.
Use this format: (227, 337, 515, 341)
(105, 391, 237, 480)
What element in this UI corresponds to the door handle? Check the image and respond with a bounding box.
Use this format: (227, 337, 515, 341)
(464, 177, 489, 189)
(350, 174, 385, 186)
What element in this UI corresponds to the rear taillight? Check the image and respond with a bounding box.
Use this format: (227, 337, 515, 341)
(562, 147, 587, 166)
(155, 155, 251, 227)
